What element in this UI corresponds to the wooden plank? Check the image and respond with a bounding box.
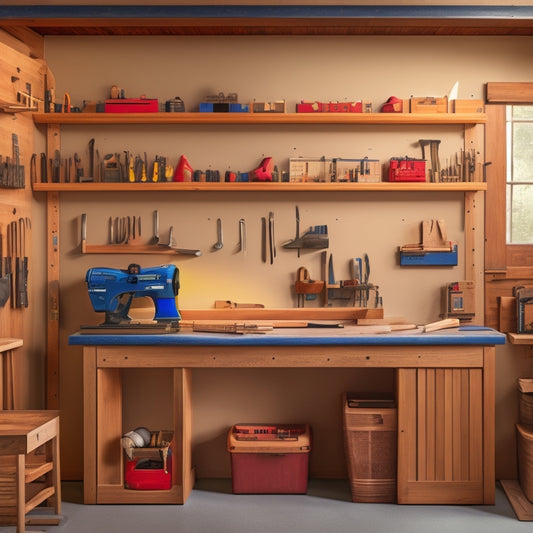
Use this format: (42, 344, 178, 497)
(486, 82, 533, 103)
(174, 368, 193, 503)
(499, 296, 517, 333)
(96, 344, 484, 370)
(426, 369, 436, 481)
(83, 347, 97, 504)
(434, 369, 445, 481)
(96, 368, 122, 488)
(501, 479, 533, 521)
(417, 369, 427, 481)
(444, 369, 454, 481)
(484, 105, 507, 271)
(46, 192, 60, 409)
(508, 333, 533, 344)
(0, 27, 44, 59)
(470, 369, 484, 485)
(483, 347, 496, 503)
(460, 370, 471, 480)
(396, 368, 417, 503)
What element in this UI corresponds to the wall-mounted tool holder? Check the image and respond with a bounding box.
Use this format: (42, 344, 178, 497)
(80, 212, 201, 256)
(400, 219, 458, 266)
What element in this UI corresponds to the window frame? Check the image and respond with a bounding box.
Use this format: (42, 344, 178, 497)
(485, 83, 533, 277)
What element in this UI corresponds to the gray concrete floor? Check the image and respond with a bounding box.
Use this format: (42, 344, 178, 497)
(1, 479, 531, 533)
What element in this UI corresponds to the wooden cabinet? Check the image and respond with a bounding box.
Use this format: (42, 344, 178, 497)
(396, 348, 496, 504)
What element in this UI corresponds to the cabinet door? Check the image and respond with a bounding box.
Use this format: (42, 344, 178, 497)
(396, 367, 484, 504)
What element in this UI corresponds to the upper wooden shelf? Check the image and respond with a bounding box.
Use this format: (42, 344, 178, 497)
(33, 112, 487, 126)
(32, 181, 487, 193)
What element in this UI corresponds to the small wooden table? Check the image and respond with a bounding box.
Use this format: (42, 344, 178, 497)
(0, 410, 61, 532)
(0, 338, 22, 409)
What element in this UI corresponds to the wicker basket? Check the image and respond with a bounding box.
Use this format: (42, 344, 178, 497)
(517, 424, 533, 502)
(342, 392, 397, 503)
(518, 379, 533, 425)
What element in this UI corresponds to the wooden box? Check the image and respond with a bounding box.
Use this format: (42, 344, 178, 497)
(452, 99, 484, 113)
(342, 392, 397, 503)
(410, 97, 448, 114)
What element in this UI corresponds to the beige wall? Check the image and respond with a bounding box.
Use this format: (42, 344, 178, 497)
(42, 34, 533, 480)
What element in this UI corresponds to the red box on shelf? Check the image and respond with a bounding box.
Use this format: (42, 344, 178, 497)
(105, 98, 158, 113)
(388, 157, 426, 182)
(227, 424, 311, 494)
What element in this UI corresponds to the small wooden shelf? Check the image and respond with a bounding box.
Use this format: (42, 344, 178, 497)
(33, 111, 487, 126)
(507, 333, 533, 345)
(33, 181, 487, 193)
(81, 244, 199, 255)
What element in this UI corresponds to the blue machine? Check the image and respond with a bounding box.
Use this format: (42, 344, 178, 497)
(85, 263, 180, 325)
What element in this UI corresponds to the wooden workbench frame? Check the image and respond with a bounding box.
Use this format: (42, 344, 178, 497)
(82, 342, 495, 506)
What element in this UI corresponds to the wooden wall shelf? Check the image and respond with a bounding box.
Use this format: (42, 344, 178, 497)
(32, 182, 487, 193)
(507, 333, 533, 345)
(33, 112, 487, 126)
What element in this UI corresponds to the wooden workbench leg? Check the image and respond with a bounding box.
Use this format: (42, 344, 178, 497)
(83, 347, 97, 504)
(5, 350, 15, 409)
(174, 368, 193, 503)
(16, 453, 25, 533)
(483, 346, 496, 504)
(52, 426, 61, 515)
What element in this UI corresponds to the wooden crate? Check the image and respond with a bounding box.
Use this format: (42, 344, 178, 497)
(410, 97, 448, 114)
(342, 392, 397, 503)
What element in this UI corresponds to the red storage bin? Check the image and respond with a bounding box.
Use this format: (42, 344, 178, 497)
(227, 424, 311, 494)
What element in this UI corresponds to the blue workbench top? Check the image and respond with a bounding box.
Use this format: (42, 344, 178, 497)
(69, 326, 506, 347)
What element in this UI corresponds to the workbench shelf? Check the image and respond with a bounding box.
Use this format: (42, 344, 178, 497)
(32, 181, 487, 192)
(32, 112, 486, 126)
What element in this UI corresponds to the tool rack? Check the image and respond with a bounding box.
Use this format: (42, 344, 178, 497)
(32, 110, 487, 411)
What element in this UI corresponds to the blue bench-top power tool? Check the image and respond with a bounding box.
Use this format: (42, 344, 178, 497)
(85, 263, 181, 325)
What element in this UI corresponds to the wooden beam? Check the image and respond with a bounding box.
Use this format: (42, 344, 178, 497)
(486, 83, 533, 104)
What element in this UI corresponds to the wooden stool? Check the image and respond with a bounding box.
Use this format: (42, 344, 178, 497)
(0, 411, 61, 532)
(0, 338, 22, 409)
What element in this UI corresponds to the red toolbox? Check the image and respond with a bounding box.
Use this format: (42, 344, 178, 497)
(125, 454, 172, 490)
(124, 430, 173, 490)
(388, 157, 426, 182)
(105, 98, 158, 113)
(227, 424, 311, 494)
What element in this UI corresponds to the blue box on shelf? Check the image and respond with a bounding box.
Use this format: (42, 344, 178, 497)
(400, 244, 458, 266)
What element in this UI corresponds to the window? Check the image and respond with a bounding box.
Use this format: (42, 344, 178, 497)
(506, 106, 533, 244)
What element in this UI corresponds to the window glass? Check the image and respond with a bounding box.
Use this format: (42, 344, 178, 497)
(506, 106, 533, 243)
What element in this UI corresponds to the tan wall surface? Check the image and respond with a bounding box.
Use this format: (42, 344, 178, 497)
(42, 34, 533, 480)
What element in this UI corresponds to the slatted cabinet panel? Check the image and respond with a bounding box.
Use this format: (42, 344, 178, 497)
(396, 367, 484, 504)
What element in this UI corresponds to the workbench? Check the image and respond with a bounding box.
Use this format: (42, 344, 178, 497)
(69, 326, 505, 506)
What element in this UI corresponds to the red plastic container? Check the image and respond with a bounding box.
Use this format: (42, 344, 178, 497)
(105, 98, 158, 113)
(227, 424, 311, 494)
(125, 455, 172, 490)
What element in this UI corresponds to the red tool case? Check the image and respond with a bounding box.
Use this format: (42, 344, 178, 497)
(388, 157, 426, 182)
